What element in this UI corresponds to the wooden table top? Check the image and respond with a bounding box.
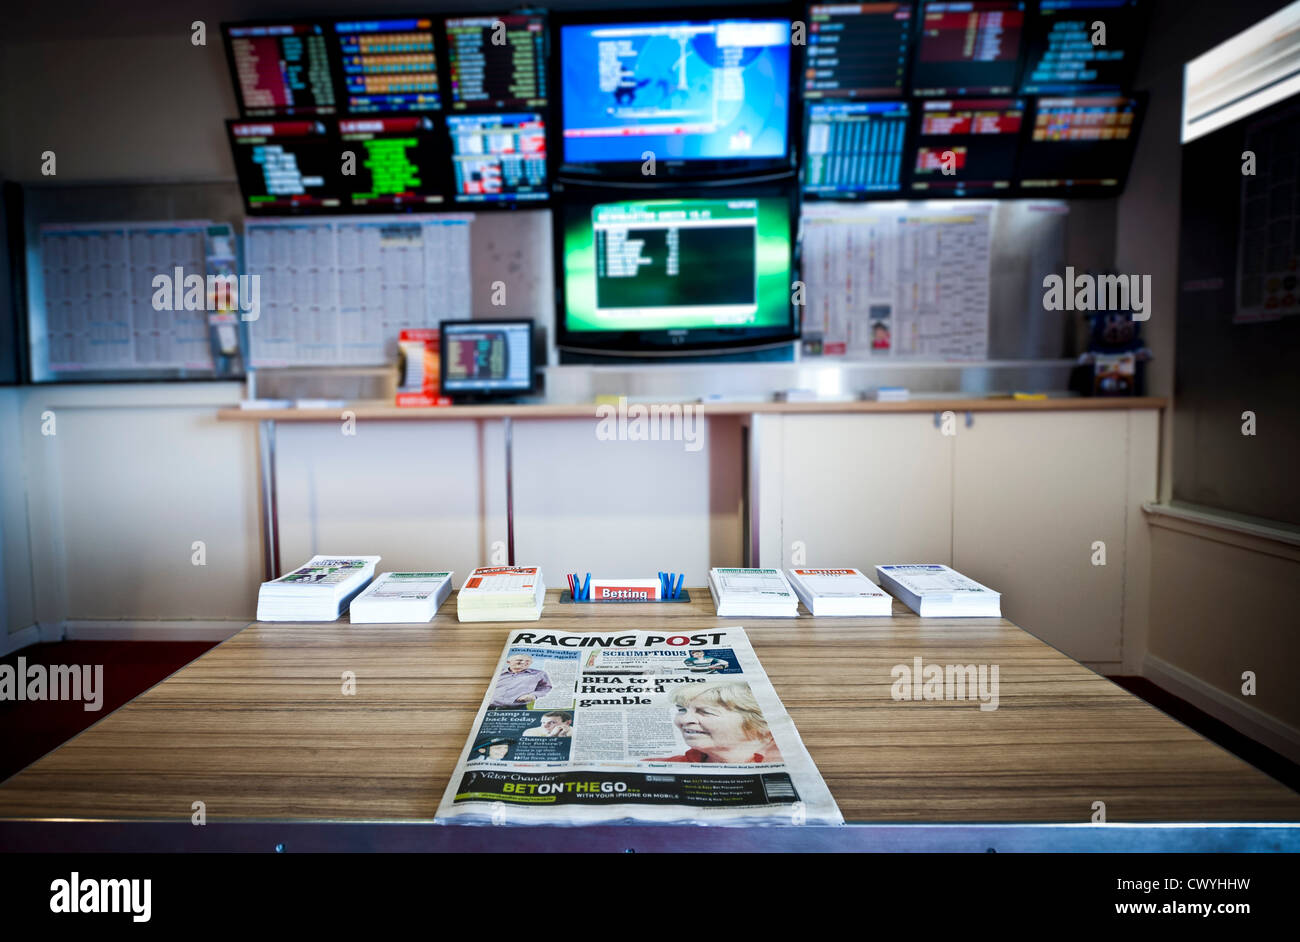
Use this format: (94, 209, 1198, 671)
(0, 590, 1295, 825)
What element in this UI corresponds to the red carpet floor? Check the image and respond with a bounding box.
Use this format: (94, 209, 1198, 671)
(0, 640, 219, 783)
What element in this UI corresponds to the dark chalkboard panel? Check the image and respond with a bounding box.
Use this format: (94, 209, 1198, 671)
(1176, 94, 1300, 526)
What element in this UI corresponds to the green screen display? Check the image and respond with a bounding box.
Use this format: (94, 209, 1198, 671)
(563, 197, 792, 332)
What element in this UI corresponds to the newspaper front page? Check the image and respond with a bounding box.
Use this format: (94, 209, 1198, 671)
(435, 627, 843, 826)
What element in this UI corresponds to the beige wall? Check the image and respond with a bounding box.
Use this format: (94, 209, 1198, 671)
(1147, 518, 1300, 759)
(1, 35, 235, 182)
(1115, 0, 1290, 502)
(1116, 0, 1300, 756)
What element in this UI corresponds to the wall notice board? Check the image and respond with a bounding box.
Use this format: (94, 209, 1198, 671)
(21, 182, 248, 383)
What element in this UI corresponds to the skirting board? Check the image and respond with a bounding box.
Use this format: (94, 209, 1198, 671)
(0, 623, 44, 656)
(63, 620, 247, 642)
(1144, 653, 1300, 766)
(4, 620, 246, 654)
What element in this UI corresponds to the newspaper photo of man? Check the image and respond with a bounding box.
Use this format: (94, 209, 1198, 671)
(645, 681, 785, 764)
(488, 653, 553, 708)
(521, 711, 573, 737)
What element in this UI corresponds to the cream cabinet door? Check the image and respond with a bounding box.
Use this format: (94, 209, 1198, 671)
(952, 411, 1128, 662)
(775, 413, 956, 572)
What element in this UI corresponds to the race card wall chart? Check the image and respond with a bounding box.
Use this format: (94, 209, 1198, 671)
(38, 221, 218, 372)
(802, 204, 993, 360)
(245, 215, 473, 366)
(1236, 107, 1300, 323)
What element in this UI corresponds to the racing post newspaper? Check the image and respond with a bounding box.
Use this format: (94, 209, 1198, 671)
(434, 626, 843, 826)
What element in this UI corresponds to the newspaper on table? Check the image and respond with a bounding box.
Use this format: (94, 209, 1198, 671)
(434, 626, 843, 826)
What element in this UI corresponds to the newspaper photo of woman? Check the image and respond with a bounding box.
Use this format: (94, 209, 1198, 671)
(645, 681, 784, 764)
(468, 737, 515, 762)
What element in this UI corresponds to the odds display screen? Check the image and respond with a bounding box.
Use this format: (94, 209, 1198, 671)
(562, 197, 792, 332)
(1019, 0, 1142, 93)
(441, 321, 534, 394)
(805, 3, 913, 99)
(909, 97, 1023, 195)
(912, 2, 1026, 96)
(227, 119, 342, 213)
(447, 113, 548, 203)
(1017, 94, 1141, 190)
(334, 18, 441, 112)
(225, 22, 338, 115)
(446, 14, 549, 110)
(804, 101, 910, 196)
(560, 18, 791, 166)
(337, 116, 446, 209)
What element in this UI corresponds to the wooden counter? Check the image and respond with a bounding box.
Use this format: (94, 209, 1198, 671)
(217, 397, 1167, 422)
(0, 589, 1292, 840)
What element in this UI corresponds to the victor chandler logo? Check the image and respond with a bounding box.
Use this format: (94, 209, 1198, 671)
(50, 872, 151, 922)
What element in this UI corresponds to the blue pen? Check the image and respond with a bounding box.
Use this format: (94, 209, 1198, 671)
(674, 573, 684, 598)
(581, 573, 591, 601)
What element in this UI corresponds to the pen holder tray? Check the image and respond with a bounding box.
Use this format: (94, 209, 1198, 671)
(559, 589, 693, 604)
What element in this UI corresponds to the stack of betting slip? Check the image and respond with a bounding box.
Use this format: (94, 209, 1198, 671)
(256, 556, 381, 622)
(708, 568, 799, 617)
(875, 564, 1001, 618)
(348, 572, 453, 623)
(456, 566, 545, 622)
(786, 568, 893, 616)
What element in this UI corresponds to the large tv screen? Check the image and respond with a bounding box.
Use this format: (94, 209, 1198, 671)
(557, 187, 797, 354)
(333, 17, 443, 113)
(447, 112, 549, 204)
(1019, 0, 1144, 95)
(1017, 93, 1143, 193)
(227, 119, 344, 214)
(804, 100, 911, 198)
(912, 2, 1027, 96)
(223, 21, 340, 116)
(336, 116, 449, 210)
(557, 12, 794, 179)
(908, 97, 1024, 196)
